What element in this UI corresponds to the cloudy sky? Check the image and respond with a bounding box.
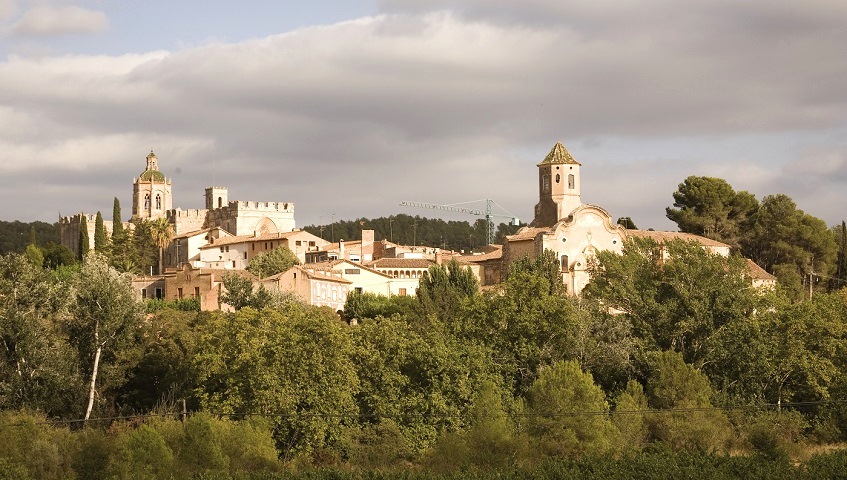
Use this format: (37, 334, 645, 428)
(2, 0, 846, 233)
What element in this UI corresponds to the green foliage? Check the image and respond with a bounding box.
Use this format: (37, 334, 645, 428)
(742, 410, 806, 461)
(0, 220, 57, 255)
(525, 360, 618, 457)
(39, 242, 77, 269)
(303, 214, 522, 251)
(78, 215, 89, 259)
(612, 380, 649, 454)
(192, 307, 358, 457)
(69, 253, 144, 420)
(220, 273, 269, 310)
(616, 216, 638, 229)
(417, 259, 478, 319)
(145, 297, 201, 312)
(342, 419, 413, 470)
(94, 211, 107, 252)
(112, 197, 124, 238)
(107, 423, 175, 480)
(247, 246, 300, 279)
(343, 291, 416, 321)
(666, 176, 758, 249)
(149, 217, 175, 275)
(645, 351, 731, 452)
(0, 411, 76, 480)
(23, 243, 43, 267)
(832, 220, 847, 291)
(179, 413, 230, 474)
(743, 194, 837, 284)
(584, 237, 757, 366)
(351, 315, 500, 453)
(0, 253, 81, 415)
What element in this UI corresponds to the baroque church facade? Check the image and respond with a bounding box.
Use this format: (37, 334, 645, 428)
(59, 151, 296, 255)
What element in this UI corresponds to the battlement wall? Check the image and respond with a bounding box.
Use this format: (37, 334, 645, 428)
(225, 200, 295, 214)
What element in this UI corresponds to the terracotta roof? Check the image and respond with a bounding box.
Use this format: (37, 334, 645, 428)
(506, 227, 552, 242)
(745, 259, 777, 281)
(265, 265, 352, 284)
(625, 230, 731, 249)
(369, 258, 434, 269)
(537, 142, 581, 166)
(452, 248, 503, 264)
(199, 232, 304, 249)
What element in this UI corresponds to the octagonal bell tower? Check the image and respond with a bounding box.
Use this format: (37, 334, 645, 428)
(531, 142, 582, 227)
(131, 150, 173, 221)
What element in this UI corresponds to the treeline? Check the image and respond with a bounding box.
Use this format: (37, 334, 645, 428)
(0, 220, 59, 254)
(3, 239, 847, 477)
(665, 176, 847, 298)
(303, 214, 523, 249)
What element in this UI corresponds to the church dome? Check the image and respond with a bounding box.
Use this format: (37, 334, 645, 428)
(138, 169, 166, 182)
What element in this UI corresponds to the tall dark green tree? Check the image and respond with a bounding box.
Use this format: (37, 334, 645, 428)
(832, 221, 847, 291)
(666, 176, 758, 249)
(78, 215, 90, 260)
(112, 198, 124, 238)
(417, 259, 478, 319)
(93, 212, 107, 252)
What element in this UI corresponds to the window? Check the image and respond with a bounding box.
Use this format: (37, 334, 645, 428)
(142, 289, 147, 300)
(155, 194, 161, 210)
(354, 287, 363, 294)
(220, 246, 224, 252)
(309, 241, 315, 247)
(243, 252, 247, 259)
(155, 288, 163, 299)
(218, 197, 222, 208)
(561, 255, 569, 273)
(542, 175, 550, 192)
(296, 241, 302, 246)
(177, 287, 183, 299)
(194, 287, 200, 298)
(232, 261, 236, 268)
(399, 288, 407, 296)
(252, 244, 255, 251)
(568, 174, 575, 189)
(144, 194, 150, 210)
(556, 173, 561, 183)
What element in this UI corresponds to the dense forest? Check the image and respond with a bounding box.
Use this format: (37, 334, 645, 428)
(1, 176, 847, 479)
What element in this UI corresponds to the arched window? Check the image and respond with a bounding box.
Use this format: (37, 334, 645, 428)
(155, 194, 162, 210)
(561, 255, 569, 273)
(144, 194, 150, 210)
(218, 197, 222, 208)
(568, 174, 575, 189)
(555, 173, 561, 183)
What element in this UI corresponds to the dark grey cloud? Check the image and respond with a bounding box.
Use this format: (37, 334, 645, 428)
(1, 3, 846, 232)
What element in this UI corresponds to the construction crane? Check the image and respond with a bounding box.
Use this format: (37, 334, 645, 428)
(400, 199, 520, 245)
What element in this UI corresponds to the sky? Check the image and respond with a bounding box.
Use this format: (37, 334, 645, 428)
(1, 0, 846, 233)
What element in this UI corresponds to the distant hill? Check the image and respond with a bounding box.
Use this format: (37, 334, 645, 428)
(0, 220, 59, 255)
(303, 214, 524, 251)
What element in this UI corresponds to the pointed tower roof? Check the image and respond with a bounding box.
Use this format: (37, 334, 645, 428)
(537, 142, 581, 166)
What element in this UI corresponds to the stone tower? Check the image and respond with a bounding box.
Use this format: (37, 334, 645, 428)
(531, 142, 582, 227)
(131, 150, 173, 221)
(205, 186, 229, 210)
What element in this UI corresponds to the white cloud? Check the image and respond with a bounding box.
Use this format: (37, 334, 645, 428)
(9, 5, 108, 37)
(1, 5, 846, 229)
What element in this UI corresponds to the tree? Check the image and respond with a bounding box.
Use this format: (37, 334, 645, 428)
(93, 211, 107, 252)
(645, 351, 731, 452)
(0, 253, 81, 416)
(831, 221, 847, 291)
(193, 307, 359, 457)
(525, 360, 618, 457)
(69, 253, 143, 421)
(584, 237, 758, 366)
(666, 176, 758, 249)
(742, 194, 837, 288)
(112, 197, 124, 238)
(149, 217, 174, 275)
(616, 217, 638, 229)
(246, 246, 299, 279)
(78, 215, 89, 260)
(416, 259, 478, 319)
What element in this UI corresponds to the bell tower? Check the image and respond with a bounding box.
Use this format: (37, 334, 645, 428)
(531, 142, 582, 227)
(131, 150, 173, 221)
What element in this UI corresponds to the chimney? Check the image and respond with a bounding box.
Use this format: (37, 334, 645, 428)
(362, 229, 375, 262)
(435, 248, 442, 265)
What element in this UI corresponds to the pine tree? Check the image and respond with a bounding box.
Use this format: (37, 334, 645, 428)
(28, 225, 37, 246)
(78, 215, 90, 259)
(94, 211, 107, 251)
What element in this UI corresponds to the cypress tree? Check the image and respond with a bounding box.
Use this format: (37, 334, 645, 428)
(112, 197, 124, 238)
(836, 220, 847, 290)
(94, 211, 107, 251)
(79, 215, 90, 259)
(28, 225, 36, 246)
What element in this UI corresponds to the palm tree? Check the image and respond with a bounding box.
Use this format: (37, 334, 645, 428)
(149, 217, 175, 275)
